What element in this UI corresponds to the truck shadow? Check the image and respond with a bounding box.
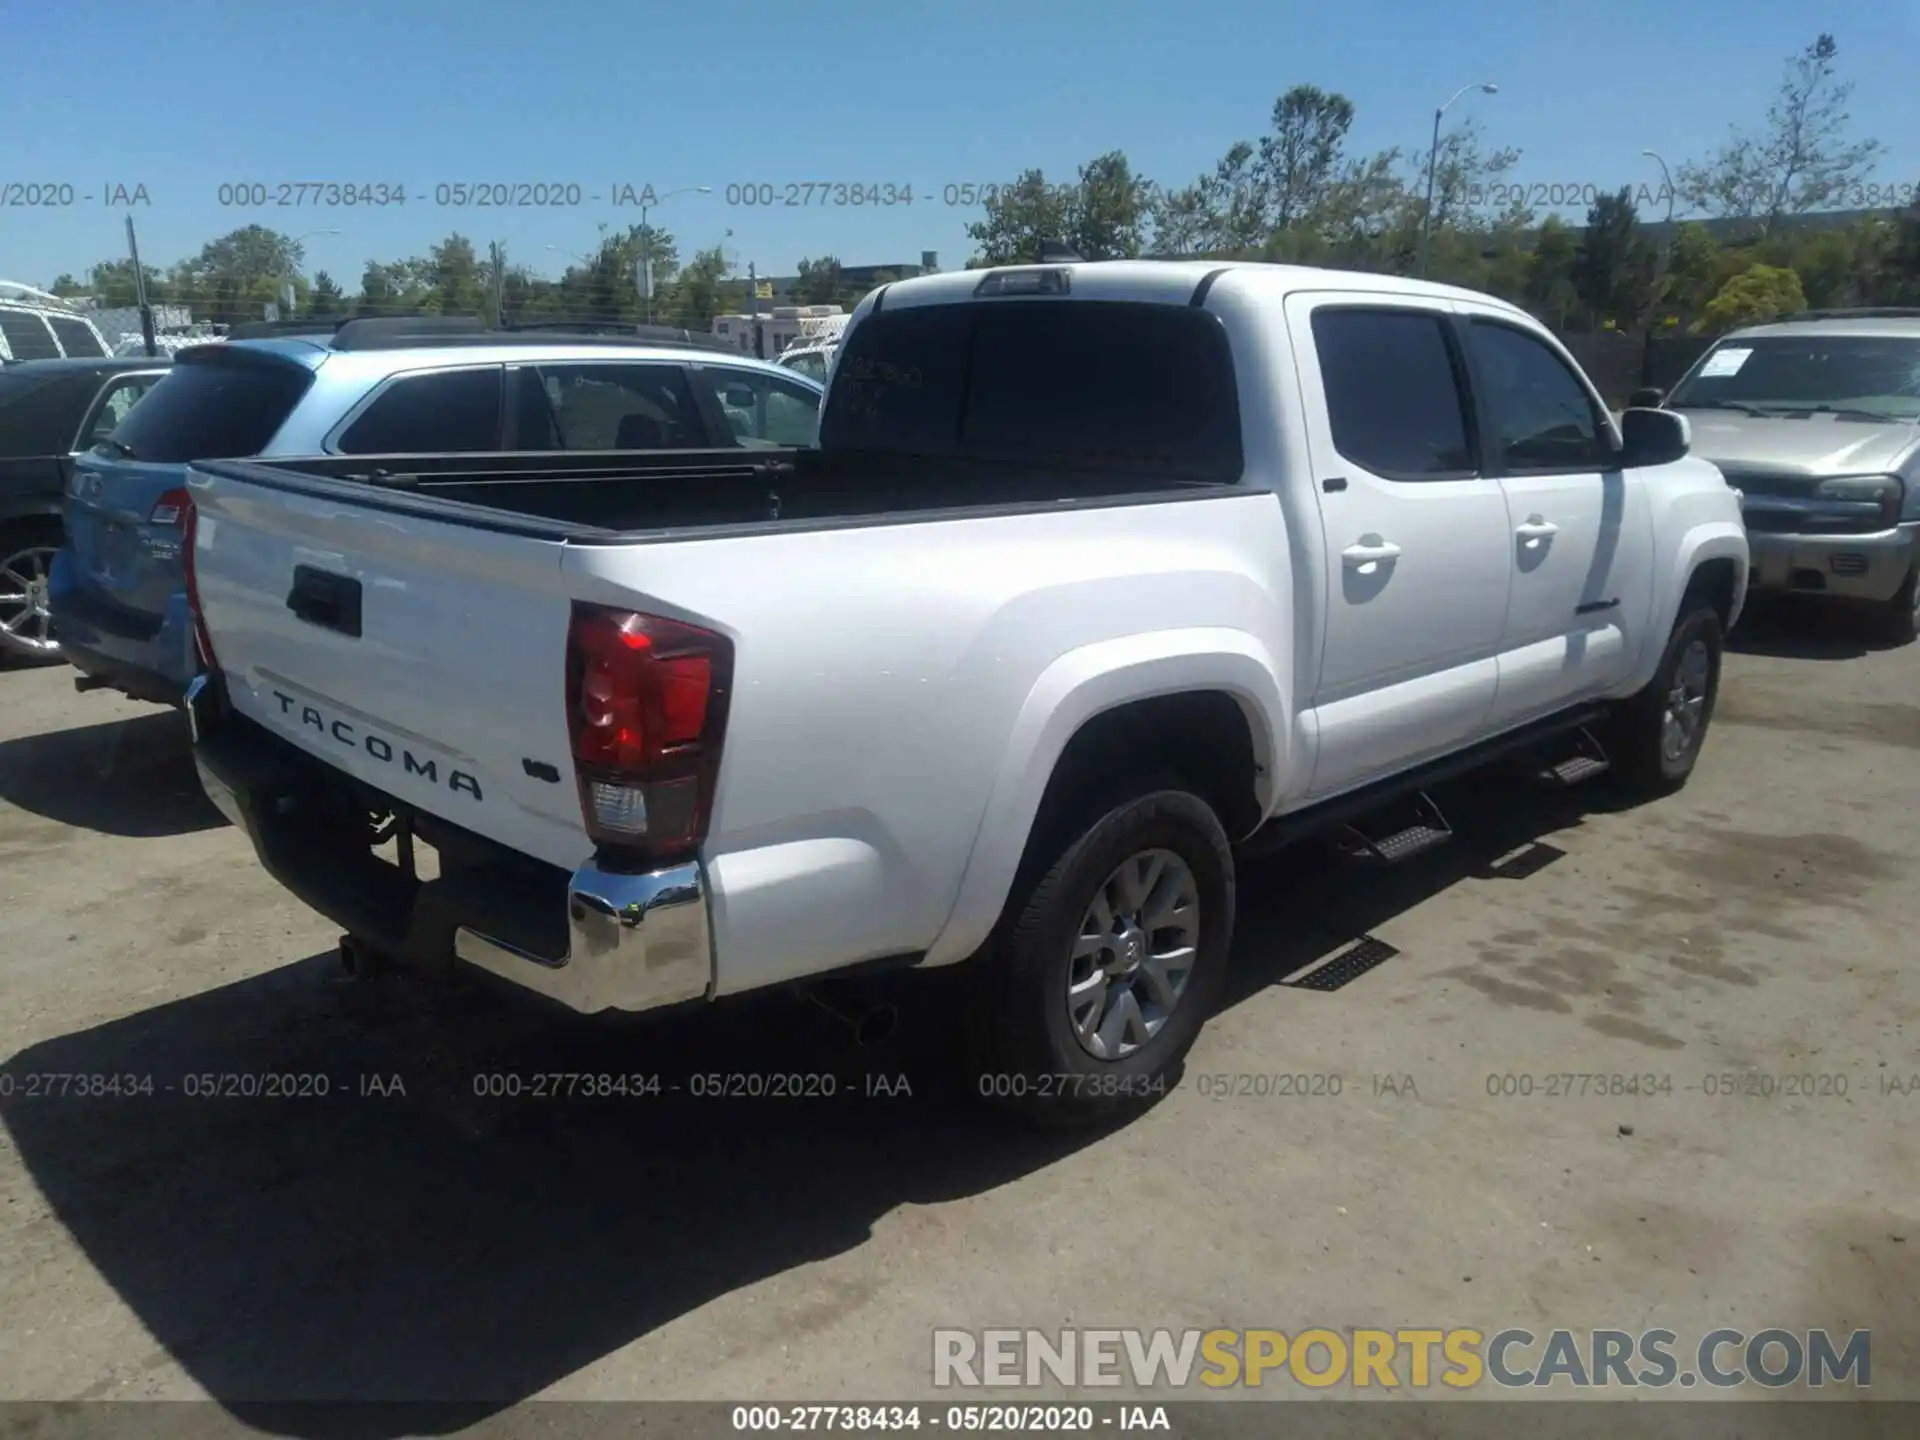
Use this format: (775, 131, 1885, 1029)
(1727, 594, 1903, 661)
(1, 957, 1088, 1433)
(1221, 770, 1631, 1005)
(0, 707, 225, 838)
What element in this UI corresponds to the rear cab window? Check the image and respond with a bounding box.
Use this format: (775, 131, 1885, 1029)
(820, 300, 1242, 480)
(103, 349, 316, 461)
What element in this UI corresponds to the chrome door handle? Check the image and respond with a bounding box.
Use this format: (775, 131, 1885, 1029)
(1515, 516, 1560, 540)
(1342, 538, 1403, 566)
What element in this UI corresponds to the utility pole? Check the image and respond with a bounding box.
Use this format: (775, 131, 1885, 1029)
(125, 216, 157, 357)
(748, 261, 763, 358)
(1639, 150, 1679, 388)
(490, 241, 506, 327)
(1419, 81, 1498, 279)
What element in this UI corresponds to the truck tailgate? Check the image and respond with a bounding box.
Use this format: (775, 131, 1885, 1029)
(188, 467, 589, 871)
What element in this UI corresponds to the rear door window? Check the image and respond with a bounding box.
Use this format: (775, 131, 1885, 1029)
(338, 367, 505, 454)
(0, 312, 61, 362)
(101, 351, 315, 460)
(517, 363, 704, 450)
(820, 300, 1242, 480)
(48, 316, 109, 358)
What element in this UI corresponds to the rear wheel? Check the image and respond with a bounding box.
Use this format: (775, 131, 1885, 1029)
(0, 520, 64, 665)
(967, 783, 1234, 1128)
(1606, 600, 1723, 797)
(1871, 562, 1919, 646)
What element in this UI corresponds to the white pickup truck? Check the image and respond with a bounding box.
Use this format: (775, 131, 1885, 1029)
(181, 262, 1749, 1125)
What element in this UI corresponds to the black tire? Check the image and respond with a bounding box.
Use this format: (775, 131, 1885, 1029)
(967, 783, 1235, 1129)
(0, 517, 65, 668)
(1871, 563, 1919, 646)
(1606, 601, 1724, 797)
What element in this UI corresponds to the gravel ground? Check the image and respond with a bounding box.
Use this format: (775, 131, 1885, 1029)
(0, 597, 1914, 1432)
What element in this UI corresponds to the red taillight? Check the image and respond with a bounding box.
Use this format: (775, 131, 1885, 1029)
(566, 603, 732, 862)
(149, 487, 190, 526)
(180, 493, 217, 672)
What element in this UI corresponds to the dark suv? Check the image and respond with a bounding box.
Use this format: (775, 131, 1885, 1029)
(0, 357, 170, 661)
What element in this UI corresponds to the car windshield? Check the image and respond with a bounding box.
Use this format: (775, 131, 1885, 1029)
(1666, 335, 1920, 421)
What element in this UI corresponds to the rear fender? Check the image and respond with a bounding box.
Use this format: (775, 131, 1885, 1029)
(920, 628, 1285, 967)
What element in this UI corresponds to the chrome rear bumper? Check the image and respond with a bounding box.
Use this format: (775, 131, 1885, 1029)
(453, 860, 713, 1015)
(188, 674, 714, 1016)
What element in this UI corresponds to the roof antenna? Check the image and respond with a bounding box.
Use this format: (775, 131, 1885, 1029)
(1035, 240, 1084, 263)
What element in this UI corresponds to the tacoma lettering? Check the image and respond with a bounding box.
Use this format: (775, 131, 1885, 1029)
(269, 689, 482, 801)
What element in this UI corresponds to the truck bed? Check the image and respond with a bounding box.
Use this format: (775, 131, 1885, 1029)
(191, 447, 1239, 538)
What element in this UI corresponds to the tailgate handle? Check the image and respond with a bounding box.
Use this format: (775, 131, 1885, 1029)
(286, 566, 362, 638)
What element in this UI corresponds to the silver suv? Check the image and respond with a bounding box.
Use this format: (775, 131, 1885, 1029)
(1644, 309, 1920, 642)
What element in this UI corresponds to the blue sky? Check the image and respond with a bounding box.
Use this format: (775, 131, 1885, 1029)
(4, 0, 1916, 290)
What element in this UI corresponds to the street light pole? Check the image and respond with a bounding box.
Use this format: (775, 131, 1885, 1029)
(1640, 150, 1679, 382)
(636, 185, 713, 325)
(287, 228, 340, 318)
(1418, 81, 1498, 279)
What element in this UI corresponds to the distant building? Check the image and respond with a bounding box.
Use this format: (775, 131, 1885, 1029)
(712, 304, 845, 358)
(758, 253, 939, 305)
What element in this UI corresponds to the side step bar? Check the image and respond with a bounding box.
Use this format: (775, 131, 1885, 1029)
(1335, 791, 1453, 866)
(1535, 725, 1611, 787)
(1240, 704, 1611, 858)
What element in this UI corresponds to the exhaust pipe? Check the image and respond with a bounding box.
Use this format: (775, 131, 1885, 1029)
(806, 983, 899, 1047)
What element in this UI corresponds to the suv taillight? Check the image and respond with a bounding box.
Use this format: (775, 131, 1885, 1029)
(149, 488, 189, 526)
(180, 493, 217, 671)
(566, 603, 733, 865)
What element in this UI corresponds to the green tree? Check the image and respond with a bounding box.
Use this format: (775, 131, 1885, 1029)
(660, 246, 732, 328)
(1418, 116, 1526, 238)
(308, 270, 344, 317)
(1257, 86, 1358, 230)
(1655, 222, 1721, 320)
(80, 258, 169, 308)
(793, 255, 845, 306)
(966, 151, 1153, 265)
(1872, 190, 1920, 303)
(1523, 216, 1579, 327)
(1699, 263, 1807, 333)
(1571, 189, 1655, 329)
(1677, 34, 1884, 232)
(423, 234, 489, 315)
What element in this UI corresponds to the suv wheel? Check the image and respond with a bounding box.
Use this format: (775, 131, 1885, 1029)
(0, 520, 64, 664)
(1872, 562, 1919, 646)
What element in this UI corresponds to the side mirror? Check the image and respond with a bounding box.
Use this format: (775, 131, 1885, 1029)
(1627, 386, 1665, 409)
(1619, 407, 1690, 467)
(722, 385, 755, 408)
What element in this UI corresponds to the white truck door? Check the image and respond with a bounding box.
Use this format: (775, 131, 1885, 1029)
(1460, 312, 1653, 730)
(1284, 293, 1513, 798)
